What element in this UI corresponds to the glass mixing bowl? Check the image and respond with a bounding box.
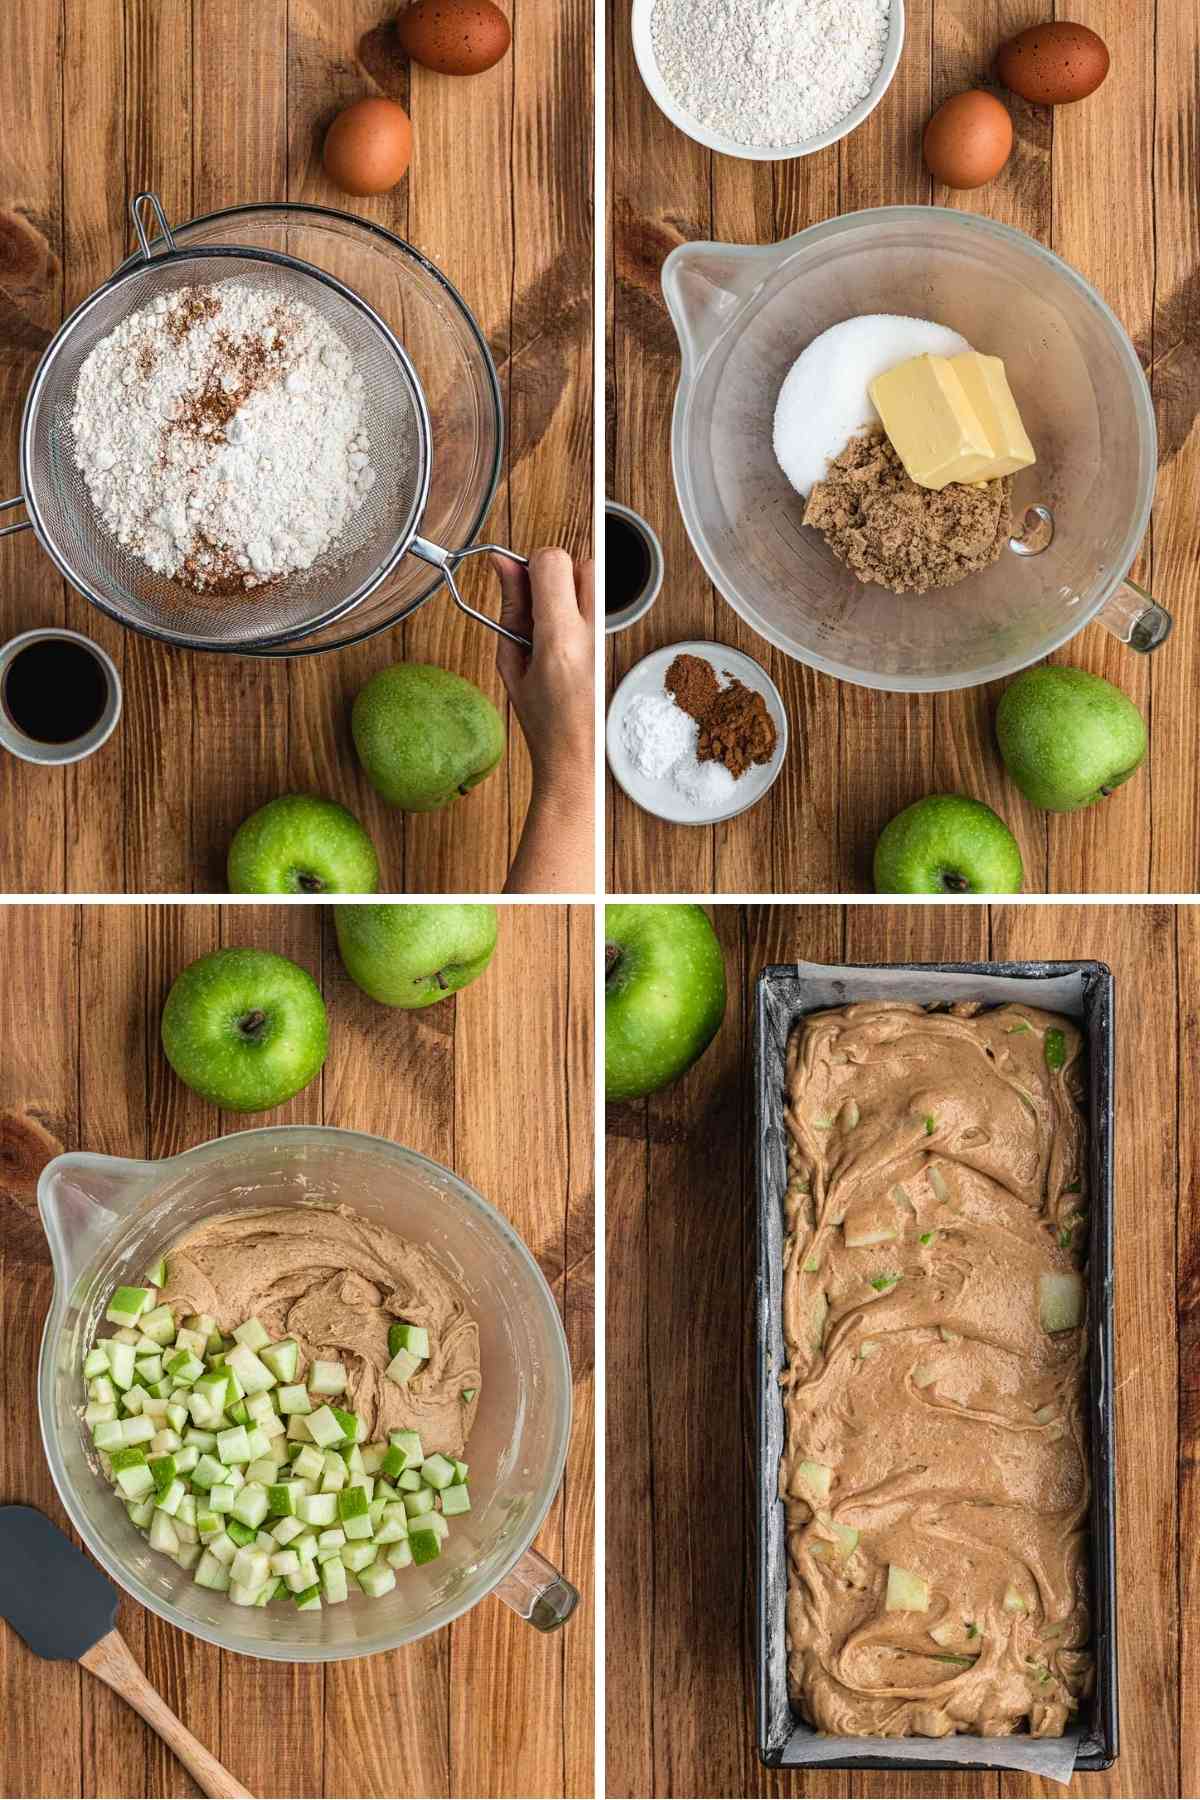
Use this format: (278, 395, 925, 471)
(664, 207, 1169, 693)
(38, 1127, 575, 1661)
(115, 203, 503, 658)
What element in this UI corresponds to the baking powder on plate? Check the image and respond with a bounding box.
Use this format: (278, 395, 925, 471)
(650, 0, 891, 149)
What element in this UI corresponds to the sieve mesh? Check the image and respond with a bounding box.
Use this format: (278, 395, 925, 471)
(21, 247, 430, 650)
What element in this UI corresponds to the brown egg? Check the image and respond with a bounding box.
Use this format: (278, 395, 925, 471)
(923, 90, 1014, 191)
(323, 97, 413, 197)
(396, 0, 511, 76)
(997, 23, 1110, 106)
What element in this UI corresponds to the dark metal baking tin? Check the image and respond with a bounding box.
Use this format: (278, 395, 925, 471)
(754, 961, 1117, 1774)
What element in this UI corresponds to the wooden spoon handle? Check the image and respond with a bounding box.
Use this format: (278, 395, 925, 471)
(80, 1629, 253, 1798)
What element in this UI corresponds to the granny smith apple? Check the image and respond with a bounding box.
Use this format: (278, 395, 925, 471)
(227, 794, 380, 894)
(335, 903, 498, 1007)
(874, 795, 1023, 894)
(161, 948, 328, 1112)
(605, 904, 726, 1104)
(352, 663, 505, 812)
(996, 666, 1148, 811)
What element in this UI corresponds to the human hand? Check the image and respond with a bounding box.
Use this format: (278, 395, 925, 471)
(493, 547, 594, 801)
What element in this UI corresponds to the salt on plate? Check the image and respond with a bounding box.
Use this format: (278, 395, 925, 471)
(772, 314, 971, 498)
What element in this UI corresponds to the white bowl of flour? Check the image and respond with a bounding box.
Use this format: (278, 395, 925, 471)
(631, 0, 904, 160)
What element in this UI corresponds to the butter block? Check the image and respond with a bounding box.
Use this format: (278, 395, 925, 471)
(869, 354, 997, 490)
(947, 351, 1036, 480)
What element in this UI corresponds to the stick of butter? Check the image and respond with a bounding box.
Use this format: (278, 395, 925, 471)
(868, 351, 1036, 490)
(947, 351, 1036, 481)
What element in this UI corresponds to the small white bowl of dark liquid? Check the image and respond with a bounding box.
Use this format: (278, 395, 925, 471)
(605, 501, 663, 634)
(0, 628, 121, 765)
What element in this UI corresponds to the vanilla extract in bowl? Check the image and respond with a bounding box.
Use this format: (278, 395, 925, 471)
(2, 635, 110, 744)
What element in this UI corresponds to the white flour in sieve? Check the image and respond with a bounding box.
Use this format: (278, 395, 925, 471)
(71, 282, 377, 593)
(650, 0, 891, 149)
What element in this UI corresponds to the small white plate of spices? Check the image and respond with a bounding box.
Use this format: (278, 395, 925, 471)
(606, 640, 788, 826)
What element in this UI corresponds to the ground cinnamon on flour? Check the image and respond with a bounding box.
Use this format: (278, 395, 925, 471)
(665, 652, 777, 779)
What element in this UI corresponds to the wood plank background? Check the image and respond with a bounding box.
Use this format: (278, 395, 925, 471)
(0, 0, 592, 895)
(606, 901, 1192, 1798)
(0, 900, 594, 1799)
(606, 0, 1200, 895)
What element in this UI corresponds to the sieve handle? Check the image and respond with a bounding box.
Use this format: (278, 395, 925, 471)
(410, 537, 533, 650)
(131, 191, 178, 262)
(0, 494, 31, 540)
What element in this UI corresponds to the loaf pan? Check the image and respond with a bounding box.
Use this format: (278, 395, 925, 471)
(754, 960, 1117, 1774)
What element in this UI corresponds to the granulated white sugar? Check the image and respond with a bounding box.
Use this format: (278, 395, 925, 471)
(672, 753, 738, 808)
(773, 315, 971, 498)
(651, 0, 891, 150)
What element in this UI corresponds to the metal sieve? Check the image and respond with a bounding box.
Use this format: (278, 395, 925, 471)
(0, 194, 529, 654)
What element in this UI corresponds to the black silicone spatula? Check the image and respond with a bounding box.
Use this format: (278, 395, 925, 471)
(0, 1506, 252, 1799)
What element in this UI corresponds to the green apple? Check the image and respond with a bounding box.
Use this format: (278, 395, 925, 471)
(227, 794, 380, 895)
(996, 666, 1148, 811)
(352, 664, 505, 812)
(161, 948, 328, 1112)
(605, 904, 726, 1104)
(335, 904, 498, 1008)
(874, 795, 1023, 894)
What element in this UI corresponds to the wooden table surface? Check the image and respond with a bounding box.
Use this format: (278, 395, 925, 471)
(606, 0, 1200, 896)
(606, 902, 1193, 1798)
(0, 901, 594, 1799)
(0, 0, 591, 896)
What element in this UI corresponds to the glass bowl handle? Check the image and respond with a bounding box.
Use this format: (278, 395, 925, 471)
(1098, 576, 1173, 653)
(410, 537, 533, 650)
(493, 1545, 579, 1632)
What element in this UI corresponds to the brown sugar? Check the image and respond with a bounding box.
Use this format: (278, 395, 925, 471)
(666, 652, 778, 780)
(803, 426, 1013, 594)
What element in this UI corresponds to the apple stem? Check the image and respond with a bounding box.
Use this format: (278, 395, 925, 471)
(435, 970, 449, 990)
(942, 873, 970, 894)
(239, 1009, 267, 1040)
(1100, 785, 1113, 797)
(458, 785, 470, 797)
(605, 943, 620, 978)
(298, 873, 324, 893)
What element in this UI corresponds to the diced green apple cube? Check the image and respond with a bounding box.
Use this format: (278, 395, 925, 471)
(403, 1488, 435, 1518)
(306, 1406, 346, 1449)
(84, 1346, 111, 1378)
(217, 1425, 251, 1465)
(385, 1349, 420, 1387)
(106, 1342, 136, 1390)
(260, 1339, 300, 1384)
(886, 1566, 930, 1613)
(358, 1562, 396, 1598)
(339, 1542, 377, 1573)
(85, 1403, 119, 1429)
(387, 1322, 430, 1361)
(276, 1384, 311, 1415)
(795, 1460, 833, 1505)
(420, 1454, 455, 1491)
(309, 1360, 347, 1396)
(120, 1416, 156, 1446)
(439, 1484, 471, 1517)
(285, 1558, 319, 1594)
(231, 1484, 270, 1529)
(230, 1547, 270, 1590)
(271, 1516, 306, 1547)
(225, 1344, 276, 1395)
(389, 1430, 424, 1464)
(106, 1287, 153, 1329)
(291, 1445, 325, 1483)
(297, 1492, 338, 1527)
(174, 1327, 208, 1358)
(1040, 1271, 1084, 1334)
(126, 1498, 155, 1529)
(93, 1420, 125, 1451)
(320, 1558, 348, 1604)
(194, 1551, 232, 1592)
(408, 1521, 441, 1565)
(386, 1539, 414, 1570)
(166, 1349, 205, 1386)
(232, 1317, 271, 1352)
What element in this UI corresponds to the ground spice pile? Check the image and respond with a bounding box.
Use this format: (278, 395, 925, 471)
(803, 427, 1013, 594)
(665, 652, 777, 779)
